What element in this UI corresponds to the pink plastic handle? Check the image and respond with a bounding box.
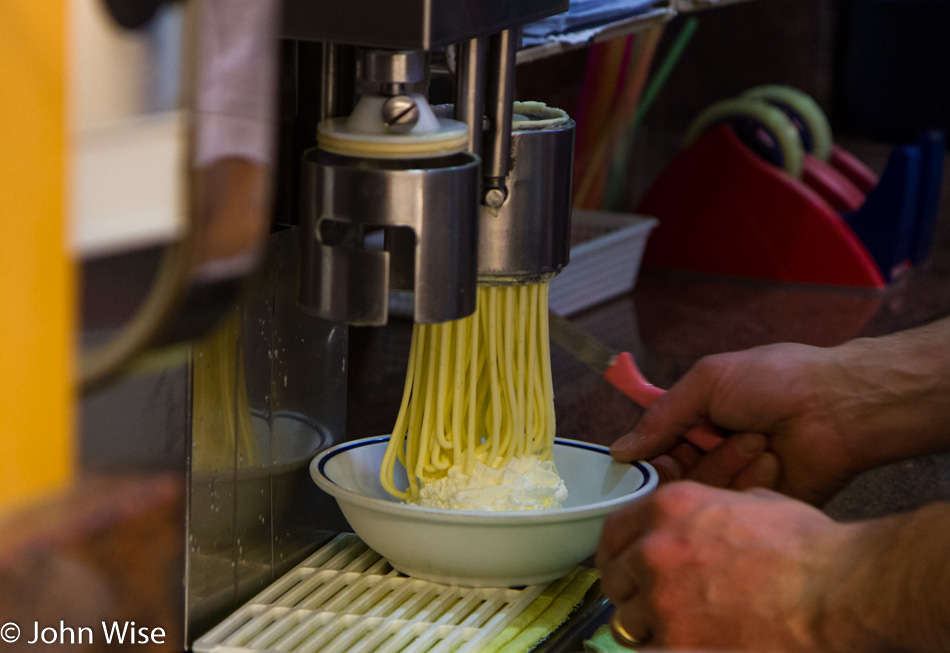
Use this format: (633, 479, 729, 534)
(604, 352, 664, 406)
(604, 352, 725, 452)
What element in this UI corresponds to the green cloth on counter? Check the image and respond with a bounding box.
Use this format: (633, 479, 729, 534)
(481, 567, 600, 653)
(585, 623, 637, 652)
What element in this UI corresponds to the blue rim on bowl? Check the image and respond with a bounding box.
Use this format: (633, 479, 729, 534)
(310, 436, 658, 525)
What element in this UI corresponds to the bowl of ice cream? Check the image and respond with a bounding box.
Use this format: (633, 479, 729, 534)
(310, 436, 658, 587)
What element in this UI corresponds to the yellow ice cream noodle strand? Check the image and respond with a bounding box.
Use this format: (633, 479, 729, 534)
(192, 308, 261, 472)
(466, 309, 479, 474)
(538, 292, 556, 461)
(380, 281, 557, 501)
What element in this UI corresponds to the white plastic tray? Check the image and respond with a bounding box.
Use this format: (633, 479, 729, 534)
(192, 534, 547, 653)
(550, 210, 657, 316)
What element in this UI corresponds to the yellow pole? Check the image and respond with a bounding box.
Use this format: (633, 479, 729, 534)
(0, 2, 75, 512)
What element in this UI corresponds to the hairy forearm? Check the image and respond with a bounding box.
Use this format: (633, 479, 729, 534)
(817, 502, 950, 652)
(826, 316, 950, 468)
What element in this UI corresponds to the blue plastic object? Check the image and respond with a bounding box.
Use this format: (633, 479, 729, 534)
(910, 131, 946, 265)
(843, 130, 945, 280)
(844, 145, 921, 281)
(522, 0, 657, 38)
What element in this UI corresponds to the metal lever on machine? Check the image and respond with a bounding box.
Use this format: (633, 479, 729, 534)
(482, 29, 519, 209)
(453, 37, 488, 159)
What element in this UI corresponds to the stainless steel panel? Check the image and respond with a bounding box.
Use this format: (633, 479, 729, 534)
(299, 149, 480, 324)
(299, 242, 391, 325)
(361, 49, 426, 86)
(478, 115, 575, 279)
(281, 0, 569, 49)
(185, 228, 348, 644)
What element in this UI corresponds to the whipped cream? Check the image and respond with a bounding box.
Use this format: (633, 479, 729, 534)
(413, 455, 568, 511)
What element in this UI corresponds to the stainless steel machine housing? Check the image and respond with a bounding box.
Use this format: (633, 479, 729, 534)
(181, 0, 573, 645)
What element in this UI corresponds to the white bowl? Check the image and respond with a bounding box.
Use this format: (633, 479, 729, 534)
(310, 436, 658, 587)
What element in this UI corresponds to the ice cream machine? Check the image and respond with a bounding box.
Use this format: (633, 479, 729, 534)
(184, 0, 577, 642)
(76, 0, 575, 646)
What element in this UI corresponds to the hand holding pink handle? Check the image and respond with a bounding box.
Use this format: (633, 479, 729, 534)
(604, 352, 725, 452)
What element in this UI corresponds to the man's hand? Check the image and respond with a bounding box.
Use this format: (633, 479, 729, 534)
(597, 482, 850, 651)
(612, 318, 950, 505)
(611, 343, 863, 504)
(597, 482, 950, 652)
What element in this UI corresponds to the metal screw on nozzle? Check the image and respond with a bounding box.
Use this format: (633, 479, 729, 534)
(382, 95, 420, 134)
(483, 186, 507, 209)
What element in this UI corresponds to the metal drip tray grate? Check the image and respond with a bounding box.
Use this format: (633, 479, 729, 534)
(193, 533, 548, 653)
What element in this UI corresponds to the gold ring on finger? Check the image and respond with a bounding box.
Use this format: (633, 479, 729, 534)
(609, 610, 651, 648)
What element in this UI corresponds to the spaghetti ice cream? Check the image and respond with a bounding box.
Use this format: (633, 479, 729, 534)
(415, 454, 568, 511)
(381, 281, 567, 508)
